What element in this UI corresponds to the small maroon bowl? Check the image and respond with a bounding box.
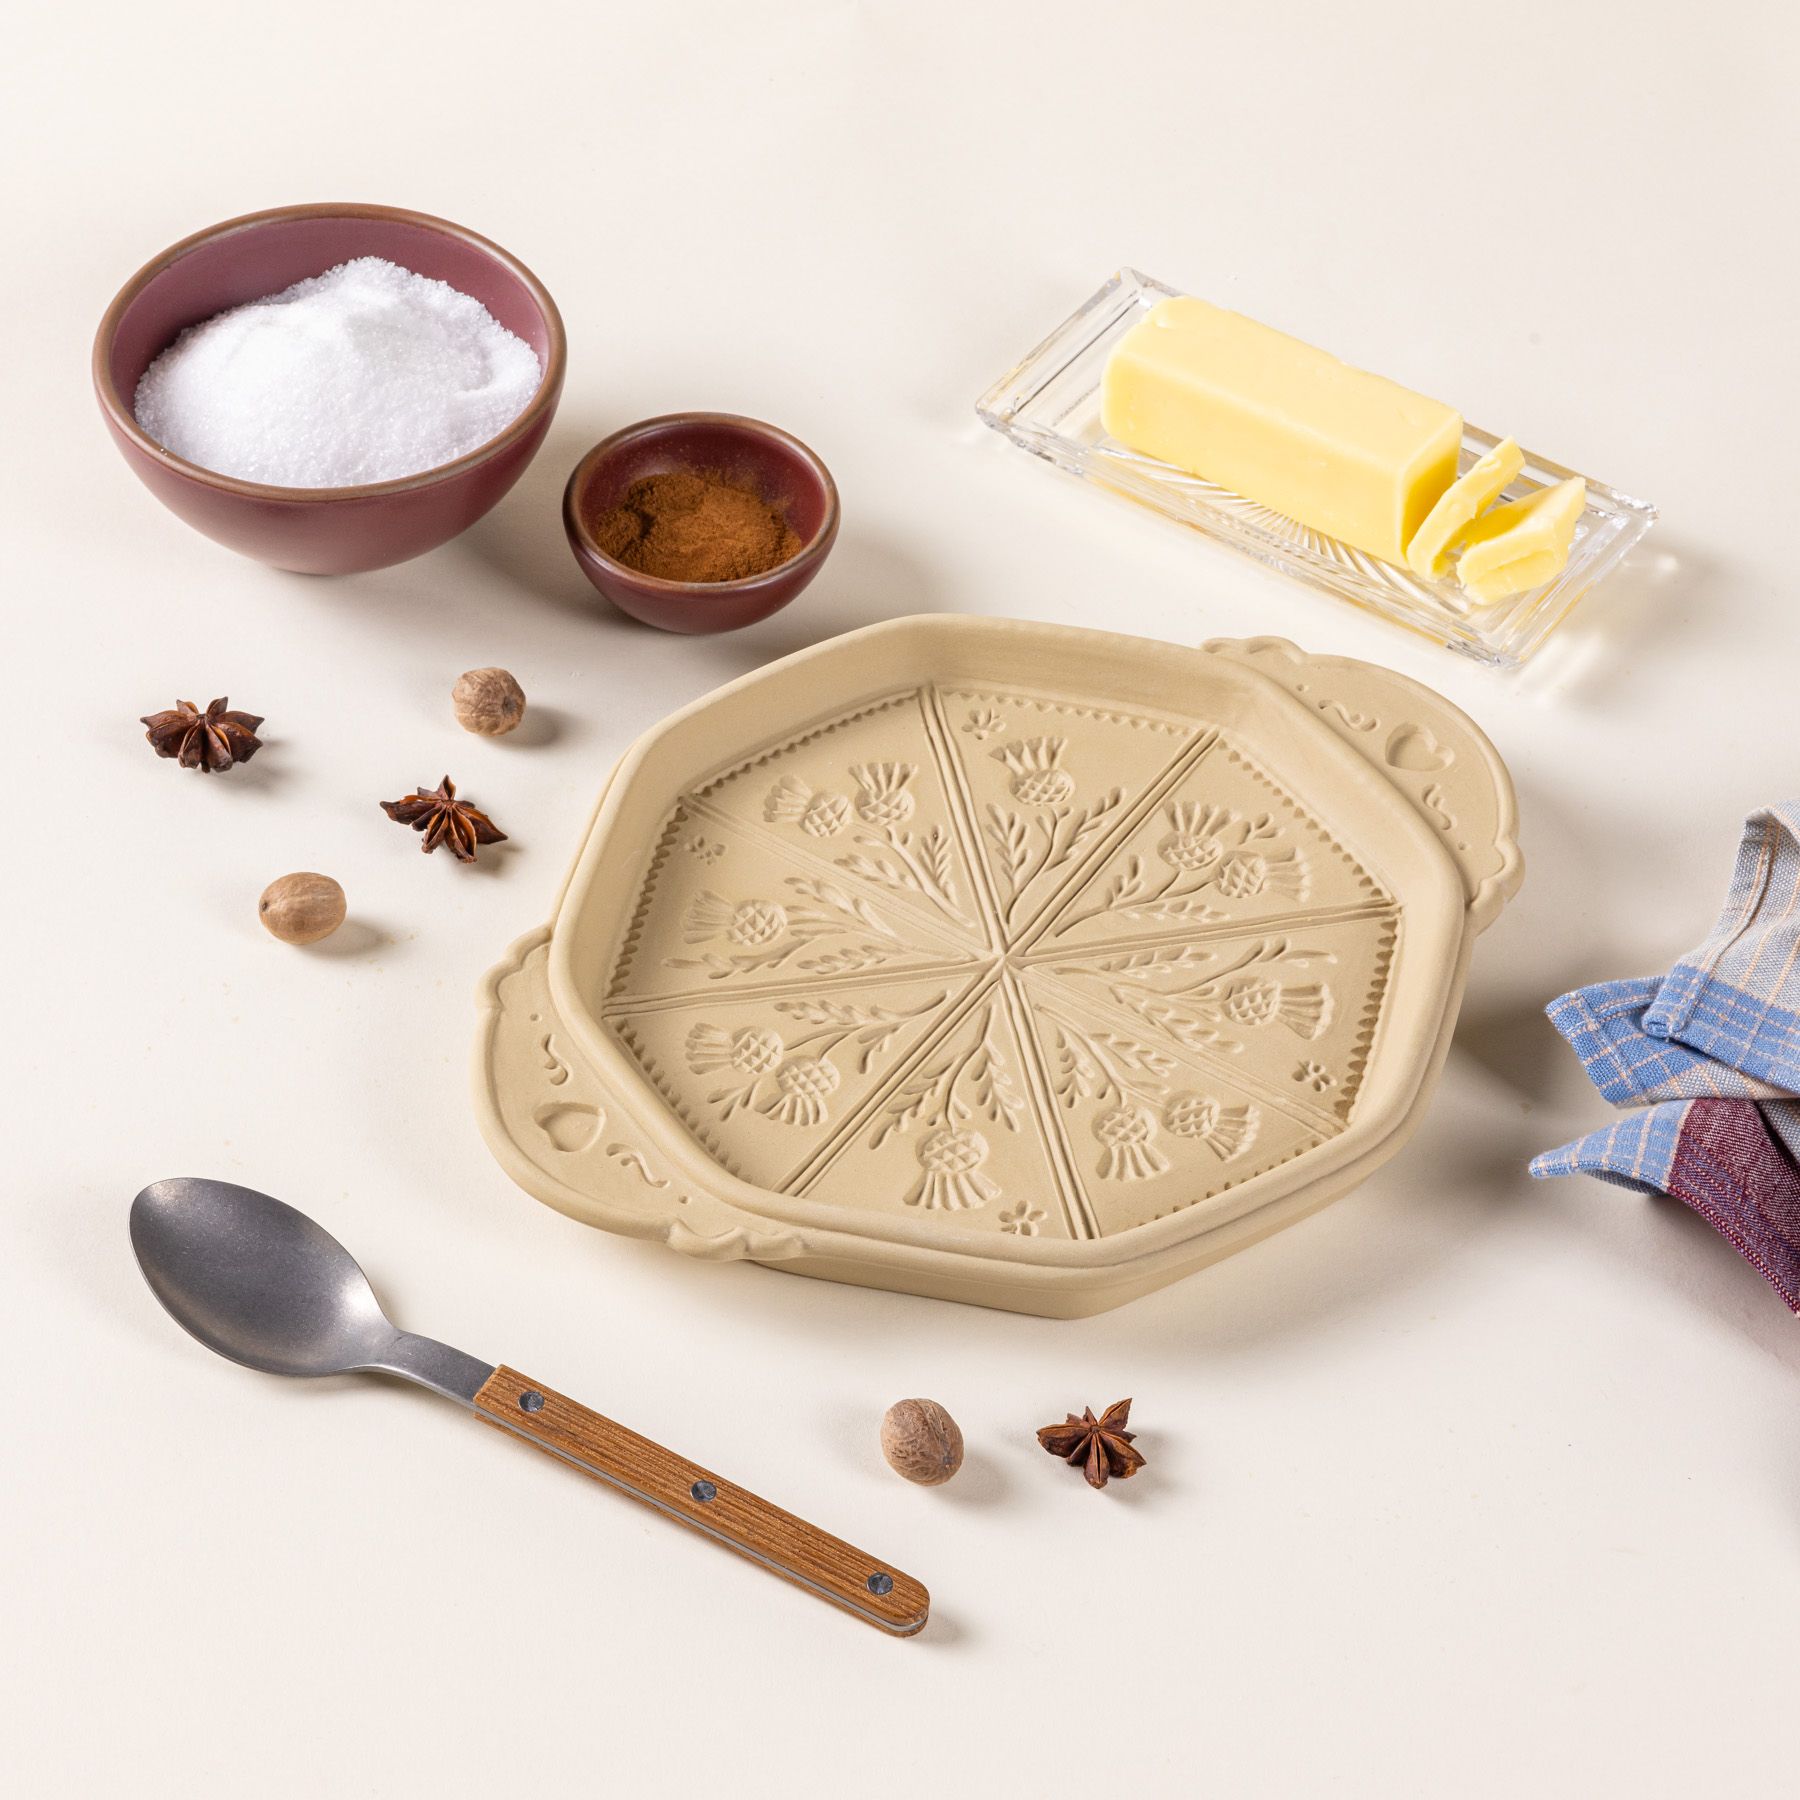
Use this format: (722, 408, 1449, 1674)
(562, 414, 838, 633)
(93, 203, 566, 575)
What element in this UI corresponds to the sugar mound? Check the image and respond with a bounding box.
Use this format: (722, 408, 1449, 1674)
(133, 256, 543, 488)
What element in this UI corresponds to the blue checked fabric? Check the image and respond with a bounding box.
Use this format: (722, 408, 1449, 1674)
(1640, 799, 1800, 1093)
(1532, 802, 1800, 1181)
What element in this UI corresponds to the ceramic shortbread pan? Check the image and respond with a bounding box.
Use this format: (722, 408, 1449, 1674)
(475, 618, 1520, 1317)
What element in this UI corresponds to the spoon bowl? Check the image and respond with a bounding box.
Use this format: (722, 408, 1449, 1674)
(130, 1177, 395, 1378)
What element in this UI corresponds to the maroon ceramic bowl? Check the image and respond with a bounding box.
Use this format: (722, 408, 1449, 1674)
(93, 203, 566, 575)
(562, 414, 838, 633)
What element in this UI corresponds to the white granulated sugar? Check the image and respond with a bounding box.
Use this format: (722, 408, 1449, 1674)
(133, 257, 542, 488)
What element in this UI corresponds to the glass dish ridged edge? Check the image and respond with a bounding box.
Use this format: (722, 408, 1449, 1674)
(975, 268, 1657, 669)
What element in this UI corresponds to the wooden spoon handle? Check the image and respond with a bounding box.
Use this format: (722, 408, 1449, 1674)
(473, 1366, 929, 1636)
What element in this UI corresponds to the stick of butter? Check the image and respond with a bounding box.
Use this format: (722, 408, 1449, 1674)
(1405, 438, 1525, 579)
(1100, 296, 1463, 565)
(1455, 477, 1587, 605)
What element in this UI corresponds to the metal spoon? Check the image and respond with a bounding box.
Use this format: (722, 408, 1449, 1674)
(130, 1177, 928, 1635)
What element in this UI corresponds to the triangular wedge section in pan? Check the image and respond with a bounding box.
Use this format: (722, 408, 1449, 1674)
(1024, 734, 1393, 956)
(608, 971, 987, 1193)
(1025, 910, 1399, 1133)
(683, 687, 990, 952)
(1015, 969, 1335, 1238)
(797, 978, 1081, 1242)
(930, 683, 1207, 945)
(604, 805, 987, 1006)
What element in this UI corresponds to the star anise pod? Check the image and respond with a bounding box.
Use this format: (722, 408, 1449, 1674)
(140, 696, 264, 773)
(1036, 1398, 1145, 1490)
(380, 775, 507, 863)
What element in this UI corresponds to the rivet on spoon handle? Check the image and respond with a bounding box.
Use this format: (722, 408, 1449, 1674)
(474, 1366, 929, 1636)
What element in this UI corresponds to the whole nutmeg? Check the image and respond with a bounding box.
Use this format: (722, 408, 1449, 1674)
(452, 667, 526, 736)
(880, 1399, 964, 1486)
(258, 872, 346, 945)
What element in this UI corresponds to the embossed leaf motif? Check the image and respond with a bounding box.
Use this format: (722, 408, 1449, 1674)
(682, 994, 942, 1127)
(1061, 938, 1337, 1056)
(1042, 1012, 1192, 1182)
(869, 998, 1026, 1211)
(668, 877, 918, 979)
(984, 783, 1126, 921)
(1055, 802, 1307, 937)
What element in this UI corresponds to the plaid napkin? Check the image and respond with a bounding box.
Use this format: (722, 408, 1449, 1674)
(1531, 802, 1800, 1310)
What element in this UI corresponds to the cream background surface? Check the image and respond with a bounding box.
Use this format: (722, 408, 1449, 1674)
(5, 3, 1798, 1793)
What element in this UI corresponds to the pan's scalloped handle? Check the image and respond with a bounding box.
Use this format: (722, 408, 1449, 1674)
(1202, 637, 1523, 933)
(474, 929, 800, 1256)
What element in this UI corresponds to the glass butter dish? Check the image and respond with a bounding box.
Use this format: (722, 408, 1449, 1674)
(976, 269, 1656, 668)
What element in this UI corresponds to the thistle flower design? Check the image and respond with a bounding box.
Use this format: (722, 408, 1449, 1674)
(763, 1056, 842, 1127)
(1220, 977, 1282, 1027)
(909, 1127, 998, 1211)
(685, 1023, 784, 1076)
(994, 736, 1074, 807)
(1056, 798, 1313, 940)
(764, 775, 851, 838)
(871, 999, 1025, 1209)
(684, 892, 790, 947)
(850, 762, 917, 826)
(1157, 801, 1232, 874)
(1221, 978, 1332, 1038)
(1215, 848, 1308, 902)
(1162, 1093, 1259, 1160)
(1093, 1104, 1169, 1181)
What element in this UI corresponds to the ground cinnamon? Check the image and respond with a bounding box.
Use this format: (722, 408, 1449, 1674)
(591, 468, 802, 583)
